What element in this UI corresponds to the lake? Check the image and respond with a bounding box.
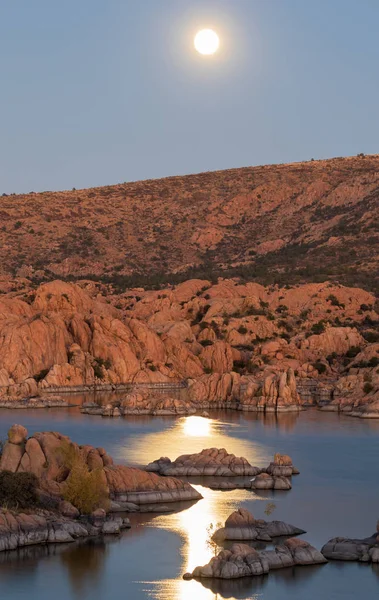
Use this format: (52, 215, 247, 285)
(0, 407, 378, 600)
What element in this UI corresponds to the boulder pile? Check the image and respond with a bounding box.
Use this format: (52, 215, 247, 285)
(184, 538, 327, 580)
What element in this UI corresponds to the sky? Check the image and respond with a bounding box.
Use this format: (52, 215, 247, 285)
(1, 0, 379, 194)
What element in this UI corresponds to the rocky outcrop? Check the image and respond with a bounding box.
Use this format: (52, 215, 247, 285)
(322, 524, 379, 562)
(0, 508, 130, 552)
(0, 425, 202, 510)
(0, 396, 70, 409)
(213, 508, 305, 542)
(241, 369, 302, 412)
(184, 538, 327, 580)
(146, 448, 261, 477)
(266, 453, 299, 476)
(318, 370, 379, 418)
(251, 473, 292, 490)
(81, 390, 196, 416)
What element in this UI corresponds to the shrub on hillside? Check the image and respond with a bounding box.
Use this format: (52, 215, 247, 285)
(0, 471, 39, 509)
(363, 382, 374, 395)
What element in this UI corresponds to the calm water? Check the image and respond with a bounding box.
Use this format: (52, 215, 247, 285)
(0, 407, 378, 600)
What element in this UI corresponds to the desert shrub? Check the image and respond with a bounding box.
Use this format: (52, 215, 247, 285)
(326, 352, 338, 364)
(312, 361, 327, 374)
(346, 346, 361, 359)
(93, 357, 112, 379)
(237, 325, 248, 335)
(363, 382, 374, 394)
(363, 331, 379, 343)
(275, 304, 288, 314)
(33, 368, 49, 382)
(311, 321, 326, 335)
(360, 304, 372, 312)
(200, 340, 213, 347)
(0, 471, 39, 509)
(61, 448, 108, 515)
(327, 294, 345, 308)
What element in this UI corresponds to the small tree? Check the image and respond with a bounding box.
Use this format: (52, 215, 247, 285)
(206, 522, 223, 556)
(264, 502, 277, 517)
(58, 443, 109, 514)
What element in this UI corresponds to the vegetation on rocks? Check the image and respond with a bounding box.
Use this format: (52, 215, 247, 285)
(0, 471, 39, 509)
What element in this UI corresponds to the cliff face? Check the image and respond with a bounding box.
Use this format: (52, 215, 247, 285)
(0, 277, 377, 414)
(1, 154, 378, 293)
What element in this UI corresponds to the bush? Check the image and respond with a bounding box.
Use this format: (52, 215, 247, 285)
(363, 331, 379, 343)
(200, 340, 213, 347)
(237, 325, 248, 335)
(33, 368, 49, 382)
(346, 346, 361, 359)
(0, 471, 39, 509)
(363, 382, 374, 394)
(327, 294, 345, 308)
(60, 447, 108, 515)
(311, 321, 326, 335)
(312, 361, 327, 374)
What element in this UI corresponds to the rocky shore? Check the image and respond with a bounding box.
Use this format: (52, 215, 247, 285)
(0, 508, 131, 553)
(184, 538, 327, 580)
(0, 396, 72, 410)
(0, 424, 202, 512)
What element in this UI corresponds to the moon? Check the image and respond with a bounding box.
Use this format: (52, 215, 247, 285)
(194, 29, 220, 56)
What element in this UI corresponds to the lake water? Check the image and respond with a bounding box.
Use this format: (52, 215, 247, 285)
(0, 407, 378, 600)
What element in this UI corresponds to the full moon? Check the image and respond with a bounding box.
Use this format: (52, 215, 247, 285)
(194, 29, 220, 55)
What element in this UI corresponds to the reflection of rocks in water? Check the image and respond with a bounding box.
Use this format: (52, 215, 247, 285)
(243, 411, 300, 432)
(198, 574, 268, 598)
(0, 542, 73, 581)
(269, 563, 325, 587)
(60, 539, 108, 597)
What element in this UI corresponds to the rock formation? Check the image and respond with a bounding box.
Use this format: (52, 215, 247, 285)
(213, 508, 305, 542)
(322, 523, 379, 563)
(81, 390, 197, 416)
(0, 275, 377, 419)
(251, 473, 292, 491)
(241, 369, 302, 412)
(145, 448, 261, 477)
(0, 425, 202, 510)
(266, 453, 299, 476)
(184, 538, 327, 580)
(0, 509, 130, 553)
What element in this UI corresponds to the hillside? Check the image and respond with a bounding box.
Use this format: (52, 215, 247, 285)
(1, 155, 378, 293)
(0, 279, 378, 415)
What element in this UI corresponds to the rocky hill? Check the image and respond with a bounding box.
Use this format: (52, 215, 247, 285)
(1, 154, 378, 293)
(0, 278, 378, 416)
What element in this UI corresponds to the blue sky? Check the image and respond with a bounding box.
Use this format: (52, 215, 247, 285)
(1, 0, 378, 193)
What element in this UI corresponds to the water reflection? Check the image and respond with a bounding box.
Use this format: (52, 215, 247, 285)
(127, 416, 269, 468)
(150, 485, 267, 600)
(60, 539, 108, 598)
